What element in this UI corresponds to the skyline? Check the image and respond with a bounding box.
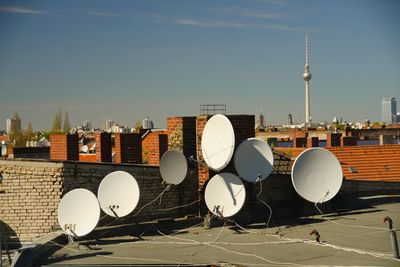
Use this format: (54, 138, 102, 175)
(0, 0, 399, 130)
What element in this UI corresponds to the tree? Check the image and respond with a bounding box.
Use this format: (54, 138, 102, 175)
(52, 109, 63, 133)
(135, 120, 142, 129)
(25, 121, 35, 141)
(63, 111, 71, 133)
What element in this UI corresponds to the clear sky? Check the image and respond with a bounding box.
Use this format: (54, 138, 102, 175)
(0, 0, 399, 131)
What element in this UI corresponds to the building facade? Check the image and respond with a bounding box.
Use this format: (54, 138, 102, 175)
(381, 97, 397, 123)
(83, 120, 92, 131)
(6, 117, 21, 135)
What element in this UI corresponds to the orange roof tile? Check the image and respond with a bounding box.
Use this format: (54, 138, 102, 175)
(327, 145, 400, 182)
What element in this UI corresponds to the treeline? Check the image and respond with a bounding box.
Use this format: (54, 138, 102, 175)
(8, 110, 72, 147)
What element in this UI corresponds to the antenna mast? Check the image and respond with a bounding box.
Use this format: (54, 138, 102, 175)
(303, 34, 312, 128)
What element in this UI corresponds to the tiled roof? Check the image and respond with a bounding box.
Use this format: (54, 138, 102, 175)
(327, 145, 400, 182)
(274, 145, 400, 182)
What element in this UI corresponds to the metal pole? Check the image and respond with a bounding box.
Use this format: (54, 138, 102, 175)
(384, 216, 400, 259)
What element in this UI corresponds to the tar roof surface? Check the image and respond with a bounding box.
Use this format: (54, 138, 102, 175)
(41, 195, 400, 267)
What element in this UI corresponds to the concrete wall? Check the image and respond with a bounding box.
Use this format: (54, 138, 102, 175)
(0, 160, 198, 243)
(13, 147, 50, 160)
(340, 179, 400, 196)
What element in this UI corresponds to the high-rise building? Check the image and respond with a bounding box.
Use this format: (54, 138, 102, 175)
(6, 117, 21, 135)
(105, 120, 114, 132)
(288, 113, 293, 125)
(83, 120, 92, 131)
(6, 119, 12, 135)
(142, 116, 154, 130)
(258, 112, 265, 129)
(381, 97, 397, 123)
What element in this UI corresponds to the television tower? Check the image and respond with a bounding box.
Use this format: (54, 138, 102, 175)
(303, 34, 312, 128)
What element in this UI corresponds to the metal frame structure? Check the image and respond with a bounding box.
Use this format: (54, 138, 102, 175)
(200, 104, 226, 115)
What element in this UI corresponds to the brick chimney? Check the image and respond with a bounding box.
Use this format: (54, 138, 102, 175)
(114, 133, 142, 164)
(326, 132, 342, 147)
(294, 137, 307, 148)
(142, 132, 168, 166)
(307, 136, 319, 147)
(196, 115, 255, 191)
(95, 132, 112, 162)
(167, 116, 197, 159)
(50, 133, 79, 161)
(341, 136, 357, 146)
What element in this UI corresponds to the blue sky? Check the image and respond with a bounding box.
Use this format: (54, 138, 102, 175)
(0, 0, 399, 130)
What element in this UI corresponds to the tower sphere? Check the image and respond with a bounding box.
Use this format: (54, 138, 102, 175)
(303, 72, 312, 81)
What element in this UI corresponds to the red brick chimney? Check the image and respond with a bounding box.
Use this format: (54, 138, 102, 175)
(50, 133, 79, 161)
(196, 115, 255, 191)
(114, 133, 142, 164)
(307, 136, 319, 147)
(142, 132, 168, 166)
(326, 132, 342, 147)
(95, 132, 112, 162)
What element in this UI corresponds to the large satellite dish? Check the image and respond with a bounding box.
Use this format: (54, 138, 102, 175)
(291, 148, 343, 203)
(234, 138, 274, 183)
(57, 188, 100, 237)
(97, 171, 140, 218)
(201, 114, 235, 171)
(160, 150, 188, 185)
(205, 173, 246, 217)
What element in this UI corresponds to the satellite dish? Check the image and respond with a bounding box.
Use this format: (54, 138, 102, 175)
(234, 138, 274, 183)
(97, 171, 140, 218)
(205, 173, 246, 217)
(291, 148, 343, 203)
(81, 145, 89, 153)
(57, 188, 100, 237)
(201, 114, 235, 171)
(160, 150, 188, 185)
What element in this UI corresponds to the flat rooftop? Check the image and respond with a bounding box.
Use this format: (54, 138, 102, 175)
(38, 195, 400, 267)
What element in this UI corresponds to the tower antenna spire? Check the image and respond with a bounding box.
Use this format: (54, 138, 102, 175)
(303, 34, 312, 128)
(305, 34, 309, 67)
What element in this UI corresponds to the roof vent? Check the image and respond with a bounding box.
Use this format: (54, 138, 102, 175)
(348, 166, 358, 173)
(384, 165, 390, 171)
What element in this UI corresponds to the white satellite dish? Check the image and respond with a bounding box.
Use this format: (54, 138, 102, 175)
(205, 172, 246, 218)
(160, 150, 188, 185)
(201, 114, 235, 171)
(57, 188, 100, 237)
(234, 138, 274, 183)
(81, 145, 89, 153)
(97, 171, 140, 218)
(291, 147, 343, 203)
